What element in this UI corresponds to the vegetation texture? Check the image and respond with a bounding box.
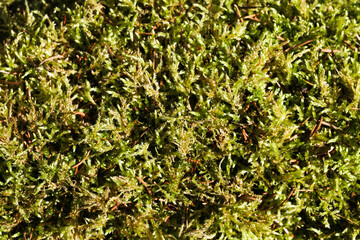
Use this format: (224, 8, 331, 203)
(1, 0, 360, 239)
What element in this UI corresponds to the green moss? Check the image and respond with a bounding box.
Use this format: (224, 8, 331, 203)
(1, 0, 360, 239)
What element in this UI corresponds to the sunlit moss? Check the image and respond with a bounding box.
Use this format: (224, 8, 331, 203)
(1, 0, 360, 239)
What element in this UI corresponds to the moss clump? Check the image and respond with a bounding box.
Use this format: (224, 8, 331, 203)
(1, 0, 360, 239)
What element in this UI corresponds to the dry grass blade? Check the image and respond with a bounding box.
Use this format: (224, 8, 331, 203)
(40, 55, 64, 65)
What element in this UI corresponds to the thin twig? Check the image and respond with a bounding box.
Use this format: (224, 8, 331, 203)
(29, 227, 34, 240)
(320, 121, 342, 131)
(284, 134, 298, 143)
(100, 11, 115, 26)
(131, 127, 150, 147)
(356, 34, 360, 42)
(309, 116, 323, 137)
(275, 188, 295, 210)
(0, 80, 22, 85)
(285, 37, 319, 52)
(309, 124, 317, 138)
(281, 40, 290, 48)
(104, 42, 114, 57)
(73, 111, 86, 117)
(242, 129, 248, 142)
(234, 4, 244, 22)
(295, 189, 313, 192)
(285, 40, 313, 52)
(135, 31, 153, 36)
(296, 39, 315, 48)
(243, 14, 261, 22)
(314, 116, 323, 133)
(277, 36, 286, 41)
(110, 202, 121, 212)
(72, 150, 91, 169)
(335, 213, 360, 227)
(344, 40, 356, 51)
(300, 117, 310, 126)
(320, 49, 340, 53)
(303, 79, 314, 86)
(136, 176, 152, 195)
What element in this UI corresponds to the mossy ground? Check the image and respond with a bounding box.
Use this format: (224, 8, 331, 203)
(1, 0, 360, 239)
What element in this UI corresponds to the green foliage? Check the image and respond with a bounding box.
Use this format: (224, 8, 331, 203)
(1, 0, 360, 239)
